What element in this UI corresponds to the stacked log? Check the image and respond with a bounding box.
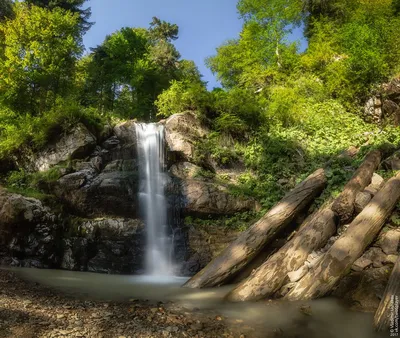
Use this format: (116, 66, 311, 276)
(183, 168, 327, 288)
(285, 171, 400, 301)
(225, 150, 382, 301)
(331, 150, 381, 223)
(226, 208, 336, 301)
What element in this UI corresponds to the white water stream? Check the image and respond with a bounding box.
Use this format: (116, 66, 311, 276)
(136, 123, 174, 276)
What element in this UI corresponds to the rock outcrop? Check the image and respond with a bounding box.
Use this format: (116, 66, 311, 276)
(17, 123, 97, 172)
(164, 112, 209, 161)
(0, 189, 61, 268)
(62, 218, 145, 274)
(0, 113, 262, 276)
(364, 77, 400, 125)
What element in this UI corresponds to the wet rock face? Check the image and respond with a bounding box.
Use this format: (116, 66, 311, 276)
(62, 218, 145, 274)
(0, 190, 61, 268)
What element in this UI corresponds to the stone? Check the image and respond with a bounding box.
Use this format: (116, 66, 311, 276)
(181, 179, 259, 216)
(287, 265, 308, 283)
(364, 173, 385, 196)
(54, 169, 139, 217)
(354, 191, 372, 214)
(333, 266, 392, 311)
(164, 112, 209, 161)
(378, 229, 400, 255)
(383, 254, 398, 265)
(361, 247, 387, 268)
(20, 123, 96, 172)
(351, 257, 373, 272)
(102, 136, 120, 150)
(0, 190, 60, 267)
(169, 162, 202, 180)
(113, 121, 137, 146)
(383, 150, 400, 171)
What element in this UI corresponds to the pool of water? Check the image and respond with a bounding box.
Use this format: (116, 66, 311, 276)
(7, 268, 382, 338)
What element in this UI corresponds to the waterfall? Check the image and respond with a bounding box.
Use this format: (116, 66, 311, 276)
(135, 123, 173, 276)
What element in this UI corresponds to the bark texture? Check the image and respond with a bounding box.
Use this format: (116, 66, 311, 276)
(183, 169, 327, 288)
(374, 256, 400, 332)
(331, 150, 381, 223)
(285, 171, 400, 301)
(226, 208, 336, 301)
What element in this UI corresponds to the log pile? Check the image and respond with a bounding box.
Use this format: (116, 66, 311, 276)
(183, 168, 327, 288)
(182, 148, 400, 331)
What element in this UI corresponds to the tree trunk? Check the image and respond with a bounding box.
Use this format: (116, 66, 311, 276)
(374, 256, 400, 332)
(331, 150, 381, 223)
(183, 168, 327, 289)
(225, 208, 336, 302)
(285, 171, 400, 301)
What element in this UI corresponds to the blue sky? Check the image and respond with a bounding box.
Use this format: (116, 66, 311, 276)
(83, 0, 305, 89)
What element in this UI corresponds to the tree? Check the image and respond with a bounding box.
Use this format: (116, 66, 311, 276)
(0, 2, 83, 114)
(0, 0, 13, 21)
(25, 0, 92, 33)
(149, 16, 178, 42)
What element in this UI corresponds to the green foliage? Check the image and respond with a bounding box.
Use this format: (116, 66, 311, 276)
(25, 0, 92, 32)
(155, 80, 210, 118)
(0, 98, 106, 158)
(0, 0, 13, 21)
(193, 132, 240, 168)
(0, 3, 83, 115)
(3, 166, 65, 201)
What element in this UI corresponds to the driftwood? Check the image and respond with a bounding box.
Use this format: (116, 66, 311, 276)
(226, 208, 336, 301)
(183, 168, 327, 288)
(285, 171, 400, 301)
(331, 150, 381, 223)
(374, 256, 400, 332)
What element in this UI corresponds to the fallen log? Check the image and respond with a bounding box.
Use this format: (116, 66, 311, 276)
(183, 168, 327, 288)
(331, 150, 381, 223)
(374, 255, 400, 332)
(285, 171, 400, 301)
(226, 208, 336, 302)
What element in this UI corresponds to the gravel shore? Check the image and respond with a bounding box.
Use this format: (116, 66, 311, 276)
(0, 269, 259, 338)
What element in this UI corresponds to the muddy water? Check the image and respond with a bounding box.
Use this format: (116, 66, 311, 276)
(9, 268, 382, 338)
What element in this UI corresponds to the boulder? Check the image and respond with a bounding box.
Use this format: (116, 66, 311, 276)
(354, 191, 372, 214)
(54, 169, 139, 217)
(352, 256, 373, 272)
(333, 266, 392, 311)
(364, 173, 385, 195)
(164, 112, 209, 161)
(169, 162, 202, 180)
(0, 190, 60, 267)
(383, 150, 400, 171)
(19, 123, 96, 172)
(181, 179, 259, 216)
(360, 247, 388, 268)
(113, 120, 137, 145)
(377, 229, 400, 255)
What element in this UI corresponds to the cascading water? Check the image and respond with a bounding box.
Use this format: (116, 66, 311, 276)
(136, 123, 174, 276)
